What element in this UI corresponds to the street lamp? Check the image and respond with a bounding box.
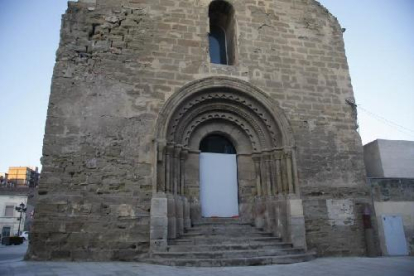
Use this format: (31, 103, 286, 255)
(15, 203, 27, 236)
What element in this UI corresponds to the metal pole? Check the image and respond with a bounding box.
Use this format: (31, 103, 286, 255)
(17, 211, 22, 236)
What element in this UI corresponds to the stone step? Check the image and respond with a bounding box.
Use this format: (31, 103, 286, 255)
(153, 248, 305, 259)
(192, 218, 248, 226)
(181, 231, 273, 238)
(188, 225, 265, 232)
(190, 224, 257, 230)
(143, 253, 316, 267)
(170, 236, 282, 245)
(166, 242, 293, 252)
(157, 219, 315, 267)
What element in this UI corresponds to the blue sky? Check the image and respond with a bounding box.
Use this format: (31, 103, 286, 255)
(0, 0, 413, 173)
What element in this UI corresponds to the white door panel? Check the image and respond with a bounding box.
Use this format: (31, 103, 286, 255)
(382, 215, 409, 256)
(200, 153, 239, 217)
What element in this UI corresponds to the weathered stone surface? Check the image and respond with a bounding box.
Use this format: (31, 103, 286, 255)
(28, 0, 369, 262)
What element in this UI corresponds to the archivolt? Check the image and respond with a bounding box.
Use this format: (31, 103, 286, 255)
(154, 77, 299, 197)
(156, 76, 295, 150)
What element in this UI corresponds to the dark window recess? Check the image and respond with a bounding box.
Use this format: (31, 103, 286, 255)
(200, 135, 236, 154)
(208, 1, 236, 65)
(209, 25, 227, 64)
(2, 227, 11, 237)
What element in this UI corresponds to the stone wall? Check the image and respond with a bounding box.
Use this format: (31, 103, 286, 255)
(28, 0, 368, 260)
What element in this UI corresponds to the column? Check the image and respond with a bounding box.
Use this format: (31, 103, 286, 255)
(252, 154, 262, 196)
(165, 144, 174, 193)
(285, 150, 294, 194)
(275, 150, 283, 195)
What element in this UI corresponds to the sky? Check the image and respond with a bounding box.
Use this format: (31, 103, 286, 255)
(0, 0, 413, 173)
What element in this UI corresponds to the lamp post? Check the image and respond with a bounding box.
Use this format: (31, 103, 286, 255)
(15, 203, 27, 236)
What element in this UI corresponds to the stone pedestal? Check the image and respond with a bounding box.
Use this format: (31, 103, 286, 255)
(167, 194, 177, 239)
(175, 195, 184, 236)
(265, 196, 276, 233)
(286, 197, 307, 249)
(254, 197, 265, 229)
(150, 194, 168, 252)
(190, 197, 201, 223)
(183, 197, 192, 230)
(274, 196, 287, 239)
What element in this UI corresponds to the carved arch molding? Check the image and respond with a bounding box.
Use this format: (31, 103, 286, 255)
(155, 77, 300, 201)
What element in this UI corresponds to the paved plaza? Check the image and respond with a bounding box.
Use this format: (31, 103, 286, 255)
(0, 243, 413, 276)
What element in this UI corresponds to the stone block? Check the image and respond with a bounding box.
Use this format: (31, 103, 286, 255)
(150, 196, 168, 217)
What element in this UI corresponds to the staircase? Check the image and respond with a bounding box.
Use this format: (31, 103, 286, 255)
(146, 218, 315, 266)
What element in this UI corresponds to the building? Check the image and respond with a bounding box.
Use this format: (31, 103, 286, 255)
(27, 0, 371, 263)
(0, 168, 39, 239)
(364, 139, 414, 256)
(7, 167, 40, 188)
(364, 139, 414, 179)
(0, 173, 8, 185)
(0, 190, 28, 239)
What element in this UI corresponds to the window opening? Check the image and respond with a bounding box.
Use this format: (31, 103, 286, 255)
(209, 25, 227, 64)
(5, 205, 14, 217)
(200, 135, 236, 154)
(208, 1, 236, 65)
(2, 227, 11, 237)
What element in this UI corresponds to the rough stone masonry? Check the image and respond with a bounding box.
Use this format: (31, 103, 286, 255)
(27, 0, 371, 261)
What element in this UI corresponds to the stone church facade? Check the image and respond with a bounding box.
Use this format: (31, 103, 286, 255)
(27, 0, 370, 262)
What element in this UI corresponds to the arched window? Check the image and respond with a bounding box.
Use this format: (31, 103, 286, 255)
(200, 134, 236, 154)
(208, 1, 236, 65)
(209, 26, 227, 64)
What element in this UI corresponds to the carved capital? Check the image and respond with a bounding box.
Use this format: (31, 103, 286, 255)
(274, 149, 284, 160)
(165, 143, 175, 155)
(180, 149, 189, 160)
(174, 145, 182, 158)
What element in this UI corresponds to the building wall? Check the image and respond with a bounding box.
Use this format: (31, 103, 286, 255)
(28, 0, 368, 260)
(363, 140, 383, 177)
(0, 195, 28, 237)
(364, 139, 414, 178)
(370, 178, 414, 255)
(8, 167, 31, 186)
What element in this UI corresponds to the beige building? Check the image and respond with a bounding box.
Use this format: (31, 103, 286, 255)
(7, 167, 39, 187)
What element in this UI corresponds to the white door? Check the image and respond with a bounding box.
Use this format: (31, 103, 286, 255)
(382, 215, 409, 256)
(200, 153, 239, 217)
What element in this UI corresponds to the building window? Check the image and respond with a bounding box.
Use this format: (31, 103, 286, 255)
(2, 227, 11, 237)
(208, 1, 236, 65)
(5, 205, 14, 217)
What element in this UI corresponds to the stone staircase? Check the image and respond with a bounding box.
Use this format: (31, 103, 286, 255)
(146, 218, 315, 266)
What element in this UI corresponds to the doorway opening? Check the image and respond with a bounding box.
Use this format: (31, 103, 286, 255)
(199, 134, 239, 218)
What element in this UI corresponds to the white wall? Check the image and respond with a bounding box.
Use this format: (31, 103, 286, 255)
(0, 195, 28, 236)
(364, 139, 414, 178)
(378, 140, 414, 178)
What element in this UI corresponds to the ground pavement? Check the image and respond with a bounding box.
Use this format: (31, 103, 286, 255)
(0, 242, 413, 276)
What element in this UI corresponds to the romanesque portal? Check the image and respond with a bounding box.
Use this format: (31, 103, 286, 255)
(150, 77, 306, 251)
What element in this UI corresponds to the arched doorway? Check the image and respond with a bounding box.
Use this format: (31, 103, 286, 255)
(199, 135, 238, 218)
(150, 77, 305, 252)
